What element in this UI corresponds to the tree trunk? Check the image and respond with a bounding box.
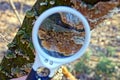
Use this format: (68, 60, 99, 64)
(0, 0, 119, 79)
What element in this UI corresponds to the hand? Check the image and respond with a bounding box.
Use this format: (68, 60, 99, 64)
(10, 75, 27, 80)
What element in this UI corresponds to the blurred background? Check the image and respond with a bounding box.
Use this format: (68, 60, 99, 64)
(0, 0, 120, 79)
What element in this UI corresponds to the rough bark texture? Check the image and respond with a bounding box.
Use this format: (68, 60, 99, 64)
(0, 0, 119, 79)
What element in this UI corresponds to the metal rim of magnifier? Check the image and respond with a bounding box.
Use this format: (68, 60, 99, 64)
(32, 6, 91, 63)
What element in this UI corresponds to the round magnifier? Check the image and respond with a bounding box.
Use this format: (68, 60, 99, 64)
(29, 6, 91, 79)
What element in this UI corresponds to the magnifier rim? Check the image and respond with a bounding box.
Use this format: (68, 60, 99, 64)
(32, 6, 91, 63)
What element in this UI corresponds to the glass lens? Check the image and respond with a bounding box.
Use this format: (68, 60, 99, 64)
(38, 12, 85, 58)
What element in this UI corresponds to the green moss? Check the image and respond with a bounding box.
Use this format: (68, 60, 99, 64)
(95, 57, 116, 77)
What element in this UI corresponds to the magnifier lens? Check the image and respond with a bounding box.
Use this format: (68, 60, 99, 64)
(38, 12, 85, 58)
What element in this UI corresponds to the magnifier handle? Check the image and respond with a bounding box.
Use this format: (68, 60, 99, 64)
(26, 68, 51, 80)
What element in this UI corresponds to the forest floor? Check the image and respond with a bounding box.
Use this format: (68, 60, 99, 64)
(0, 0, 120, 79)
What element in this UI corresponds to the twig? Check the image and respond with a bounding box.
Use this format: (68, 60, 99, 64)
(62, 66, 77, 80)
(9, 0, 22, 25)
(0, 33, 10, 43)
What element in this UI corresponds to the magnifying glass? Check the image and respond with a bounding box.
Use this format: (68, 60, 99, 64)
(26, 6, 91, 80)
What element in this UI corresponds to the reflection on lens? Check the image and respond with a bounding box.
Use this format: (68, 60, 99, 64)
(38, 12, 85, 58)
